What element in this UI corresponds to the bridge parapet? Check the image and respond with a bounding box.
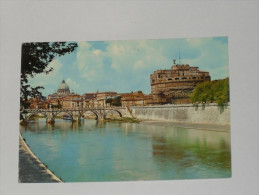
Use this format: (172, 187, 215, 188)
(21, 106, 129, 124)
(23, 106, 126, 112)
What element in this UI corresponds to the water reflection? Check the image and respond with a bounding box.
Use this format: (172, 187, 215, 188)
(20, 119, 231, 182)
(151, 130, 231, 171)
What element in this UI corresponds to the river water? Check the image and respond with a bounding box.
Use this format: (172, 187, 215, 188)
(20, 119, 231, 182)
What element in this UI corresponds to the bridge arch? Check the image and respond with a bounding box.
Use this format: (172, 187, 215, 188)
(82, 110, 100, 120)
(55, 110, 73, 119)
(104, 109, 122, 119)
(26, 112, 47, 121)
(21, 108, 126, 123)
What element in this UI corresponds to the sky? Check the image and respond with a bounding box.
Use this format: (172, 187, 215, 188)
(27, 37, 229, 97)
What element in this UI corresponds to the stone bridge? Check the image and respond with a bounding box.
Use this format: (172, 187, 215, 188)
(20, 107, 131, 124)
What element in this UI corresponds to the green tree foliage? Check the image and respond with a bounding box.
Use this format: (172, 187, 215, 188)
(20, 42, 78, 108)
(213, 78, 229, 105)
(105, 96, 122, 107)
(190, 81, 214, 103)
(105, 98, 113, 104)
(112, 96, 122, 107)
(190, 78, 229, 106)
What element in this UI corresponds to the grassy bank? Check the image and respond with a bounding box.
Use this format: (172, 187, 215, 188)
(28, 115, 46, 119)
(105, 117, 140, 123)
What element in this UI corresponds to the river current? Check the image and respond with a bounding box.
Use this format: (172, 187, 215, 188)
(20, 119, 231, 182)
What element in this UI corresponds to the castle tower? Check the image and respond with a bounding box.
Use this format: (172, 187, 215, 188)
(150, 63, 210, 104)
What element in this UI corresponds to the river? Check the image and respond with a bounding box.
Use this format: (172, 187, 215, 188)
(20, 118, 231, 182)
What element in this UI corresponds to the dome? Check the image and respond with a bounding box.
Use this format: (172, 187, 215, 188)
(57, 80, 70, 94)
(58, 80, 69, 90)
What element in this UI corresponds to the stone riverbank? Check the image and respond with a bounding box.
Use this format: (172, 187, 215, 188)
(19, 133, 62, 183)
(132, 103, 230, 125)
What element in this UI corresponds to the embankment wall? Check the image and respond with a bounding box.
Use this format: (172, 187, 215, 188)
(131, 103, 230, 125)
(19, 133, 62, 183)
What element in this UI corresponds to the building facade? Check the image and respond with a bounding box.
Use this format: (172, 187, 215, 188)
(120, 91, 151, 107)
(47, 80, 78, 100)
(44, 80, 81, 108)
(150, 63, 210, 104)
(28, 62, 211, 110)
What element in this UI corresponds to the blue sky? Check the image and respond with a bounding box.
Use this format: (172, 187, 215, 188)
(28, 37, 229, 97)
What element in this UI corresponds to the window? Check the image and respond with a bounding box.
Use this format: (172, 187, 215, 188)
(168, 78, 172, 81)
(175, 78, 179, 80)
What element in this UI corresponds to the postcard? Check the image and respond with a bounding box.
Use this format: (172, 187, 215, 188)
(19, 37, 231, 183)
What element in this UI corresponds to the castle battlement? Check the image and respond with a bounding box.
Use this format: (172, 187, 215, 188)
(150, 63, 211, 104)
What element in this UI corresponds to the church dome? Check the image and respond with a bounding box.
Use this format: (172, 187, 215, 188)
(57, 80, 70, 94)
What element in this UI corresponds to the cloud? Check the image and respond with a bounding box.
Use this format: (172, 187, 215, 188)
(72, 40, 174, 93)
(28, 59, 63, 95)
(71, 38, 228, 93)
(183, 37, 229, 79)
(65, 78, 80, 93)
(74, 41, 105, 82)
(105, 40, 170, 72)
(27, 37, 229, 96)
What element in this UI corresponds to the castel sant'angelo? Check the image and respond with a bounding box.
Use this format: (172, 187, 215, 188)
(28, 59, 211, 109)
(149, 60, 211, 104)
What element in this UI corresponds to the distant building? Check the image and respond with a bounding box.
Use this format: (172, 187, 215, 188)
(44, 80, 81, 108)
(29, 97, 46, 109)
(150, 63, 210, 104)
(28, 62, 211, 110)
(81, 93, 96, 108)
(95, 91, 118, 107)
(81, 91, 118, 108)
(47, 80, 78, 99)
(96, 91, 117, 99)
(120, 91, 151, 107)
(62, 94, 83, 108)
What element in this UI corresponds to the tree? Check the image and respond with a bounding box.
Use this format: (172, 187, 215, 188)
(105, 98, 113, 104)
(190, 78, 229, 105)
(190, 81, 214, 103)
(213, 78, 229, 106)
(105, 96, 122, 107)
(112, 96, 122, 107)
(20, 42, 78, 108)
